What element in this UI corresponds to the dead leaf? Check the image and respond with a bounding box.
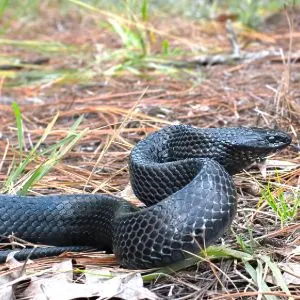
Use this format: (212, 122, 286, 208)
(22, 266, 157, 300)
(51, 259, 73, 281)
(281, 263, 300, 285)
(99, 273, 157, 300)
(0, 286, 14, 300)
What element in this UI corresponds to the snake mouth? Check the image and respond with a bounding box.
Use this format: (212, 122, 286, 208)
(273, 141, 292, 150)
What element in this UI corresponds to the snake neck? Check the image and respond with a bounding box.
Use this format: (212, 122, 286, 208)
(130, 124, 291, 176)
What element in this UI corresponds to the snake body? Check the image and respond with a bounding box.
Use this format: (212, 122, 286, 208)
(0, 125, 291, 268)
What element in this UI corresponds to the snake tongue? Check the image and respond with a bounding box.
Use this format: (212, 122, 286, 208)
(257, 161, 267, 179)
(246, 159, 267, 178)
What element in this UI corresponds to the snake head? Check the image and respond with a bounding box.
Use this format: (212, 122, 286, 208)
(210, 127, 292, 174)
(233, 127, 292, 153)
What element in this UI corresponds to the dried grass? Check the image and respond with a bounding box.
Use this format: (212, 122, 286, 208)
(0, 3, 299, 299)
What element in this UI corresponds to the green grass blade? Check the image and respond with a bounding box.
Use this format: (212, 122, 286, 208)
(203, 245, 253, 261)
(244, 261, 277, 300)
(141, 0, 148, 21)
(0, 0, 9, 17)
(143, 256, 198, 282)
(12, 102, 24, 157)
(32, 113, 59, 151)
(162, 40, 169, 55)
(51, 128, 88, 160)
(261, 179, 300, 225)
(69, 0, 99, 12)
(68, 114, 84, 134)
(19, 162, 55, 195)
(40, 135, 76, 156)
(2, 113, 59, 193)
(0, 38, 73, 54)
(143, 246, 254, 282)
(108, 18, 129, 46)
(2, 112, 87, 195)
(261, 255, 291, 297)
(19, 120, 88, 195)
(108, 18, 145, 51)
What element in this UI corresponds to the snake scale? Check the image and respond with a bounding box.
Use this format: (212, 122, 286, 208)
(0, 125, 291, 269)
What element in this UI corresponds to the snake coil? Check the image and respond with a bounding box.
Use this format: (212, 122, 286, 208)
(0, 125, 291, 268)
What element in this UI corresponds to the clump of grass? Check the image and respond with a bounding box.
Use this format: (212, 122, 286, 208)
(103, 2, 183, 76)
(70, 0, 187, 77)
(0, 44, 94, 88)
(259, 175, 299, 226)
(142, 246, 254, 282)
(1, 102, 88, 195)
(144, 246, 292, 299)
(243, 254, 292, 300)
(224, 0, 284, 28)
(234, 227, 259, 255)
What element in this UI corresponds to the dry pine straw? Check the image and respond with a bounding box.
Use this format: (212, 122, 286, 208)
(0, 74, 299, 298)
(0, 8, 299, 300)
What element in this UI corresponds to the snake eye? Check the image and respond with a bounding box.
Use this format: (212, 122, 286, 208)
(267, 136, 276, 143)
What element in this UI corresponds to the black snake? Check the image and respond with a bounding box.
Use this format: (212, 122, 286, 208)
(0, 125, 291, 269)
